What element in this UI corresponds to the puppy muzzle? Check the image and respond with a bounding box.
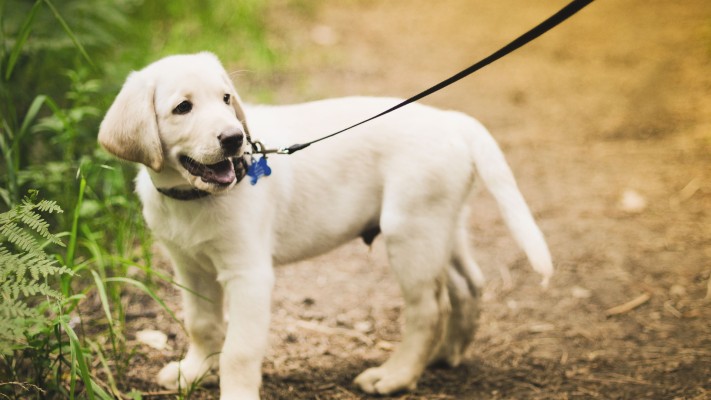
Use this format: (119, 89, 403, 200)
(180, 155, 237, 186)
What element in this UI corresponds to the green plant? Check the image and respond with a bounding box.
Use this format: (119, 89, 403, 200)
(0, 183, 180, 399)
(0, 191, 116, 399)
(0, 0, 133, 210)
(118, 0, 278, 70)
(0, 191, 69, 357)
(1, 0, 284, 397)
(0, 2, 142, 395)
(0, 185, 142, 399)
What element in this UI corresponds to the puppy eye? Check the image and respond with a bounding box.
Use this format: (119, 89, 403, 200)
(173, 100, 193, 115)
(223, 94, 231, 105)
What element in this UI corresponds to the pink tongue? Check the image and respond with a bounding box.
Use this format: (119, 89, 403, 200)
(201, 159, 235, 185)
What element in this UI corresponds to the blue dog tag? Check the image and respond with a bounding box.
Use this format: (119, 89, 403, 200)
(247, 156, 272, 185)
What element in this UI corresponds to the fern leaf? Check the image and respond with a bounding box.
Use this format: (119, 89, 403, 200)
(0, 245, 21, 279)
(34, 199, 63, 214)
(21, 251, 62, 279)
(1, 247, 26, 282)
(1, 221, 39, 252)
(0, 194, 68, 355)
(19, 209, 53, 240)
(0, 298, 30, 318)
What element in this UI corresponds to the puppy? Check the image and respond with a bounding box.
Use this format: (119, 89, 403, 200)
(99, 52, 552, 399)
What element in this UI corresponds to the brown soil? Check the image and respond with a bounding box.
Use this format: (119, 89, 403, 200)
(121, 1, 711, 399)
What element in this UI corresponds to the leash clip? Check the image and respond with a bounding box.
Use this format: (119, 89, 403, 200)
(249, 140, 290, 155)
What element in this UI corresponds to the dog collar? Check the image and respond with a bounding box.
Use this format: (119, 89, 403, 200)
(155, 156, 248, 201)
(156, 186, 212, 201)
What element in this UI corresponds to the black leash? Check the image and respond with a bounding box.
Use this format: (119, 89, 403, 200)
(256, 0, 594, 156)
(158, 0, 594, 199)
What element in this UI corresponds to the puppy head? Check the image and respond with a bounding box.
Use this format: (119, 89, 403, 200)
(98, 52, 251, 193)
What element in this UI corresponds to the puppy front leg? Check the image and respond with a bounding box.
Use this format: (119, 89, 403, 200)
(219, 267, 274, 400)
(157, 246, 225, 391)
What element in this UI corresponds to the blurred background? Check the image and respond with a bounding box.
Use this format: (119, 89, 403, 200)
(1, 0, 709, 399)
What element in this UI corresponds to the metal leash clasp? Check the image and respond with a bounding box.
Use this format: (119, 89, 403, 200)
(249, 140, 290, 156)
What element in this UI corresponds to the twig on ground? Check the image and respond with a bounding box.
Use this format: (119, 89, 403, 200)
(664, 300, 683, 318)
(0, 382, 45, 399)
(140, 390, 180, 397)
(292, 318, 374, 345)
(573, 386, 601, 398)
(569, 373, 656, 387)
(604, 293, 651, 317)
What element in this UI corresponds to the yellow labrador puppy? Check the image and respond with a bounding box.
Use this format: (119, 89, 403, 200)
(99, 52, 552, 399)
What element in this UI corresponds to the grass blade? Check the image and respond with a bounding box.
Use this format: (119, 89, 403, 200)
(18, 95, 48, 143)
(0, 124, 17, 207)
(88, 380, 114, 400)
(42, 0, 94, 68)
(10, 95, 49, 176)
(59, 318, 95, 400)
(110, 256, 213, 303)
(65, 175, 85, 269)
(4, 0, 42, 80)
(89, 268, 122, 366)
(105, 277, 184, 330)
(87, 340, 121, 399)
(90, 270, 113, 326)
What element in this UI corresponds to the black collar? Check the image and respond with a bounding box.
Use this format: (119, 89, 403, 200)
(155, 156, 248, 201)
(156, 186, 212, 201)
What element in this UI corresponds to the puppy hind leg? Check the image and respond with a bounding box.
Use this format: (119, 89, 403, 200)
(428, 263, 482, 368)
(429, 226, 484, 368)
(354, 225, 451, 395)
(451, 223, 485, 291)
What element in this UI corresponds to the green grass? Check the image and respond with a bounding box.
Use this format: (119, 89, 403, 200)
(136, 0, 277, 65)
(0, 0, 282, 397)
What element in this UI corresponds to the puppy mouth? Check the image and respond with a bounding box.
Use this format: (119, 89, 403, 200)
(179, 155, 236, 186)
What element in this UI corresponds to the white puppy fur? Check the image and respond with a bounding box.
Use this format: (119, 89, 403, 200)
(99, 52, 552, 399)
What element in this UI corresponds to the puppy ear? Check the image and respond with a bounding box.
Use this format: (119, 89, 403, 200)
(98, 71, 163, 171)
(231, 90, 251, 140)
(221, 74, 251, 141)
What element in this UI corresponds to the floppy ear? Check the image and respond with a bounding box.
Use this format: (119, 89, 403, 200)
(231, 90, 252, 141)
(222, 74, 251, 142)
(98, 71, 163, 171)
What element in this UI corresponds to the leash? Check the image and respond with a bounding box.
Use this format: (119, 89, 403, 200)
(249, 0, 594, 156)
(159, 0, 595, 197)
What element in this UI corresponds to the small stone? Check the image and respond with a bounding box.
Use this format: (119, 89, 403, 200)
(136, 329, 168, 350)
(571, 286, 592, 299)
(619, 189, 647, 213)
(528, 323, 555, 333)
(354, 321, 373, 333)
(377, 341, 394, 351)
(669, 284, 686, 298)
(311, 25, 338, 46)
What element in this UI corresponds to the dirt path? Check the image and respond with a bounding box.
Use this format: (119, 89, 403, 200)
(125, 1, 710, 398)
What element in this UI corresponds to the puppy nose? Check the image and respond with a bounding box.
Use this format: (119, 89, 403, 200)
(218, 131, 244, 155)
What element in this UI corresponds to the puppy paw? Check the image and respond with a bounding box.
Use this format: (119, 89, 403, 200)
(157, 359, 214, 390)
(354, 366, 418, 394)
(157, 361, 187, 390)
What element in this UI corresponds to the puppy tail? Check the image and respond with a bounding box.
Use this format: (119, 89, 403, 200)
(467, 119, 553, 287)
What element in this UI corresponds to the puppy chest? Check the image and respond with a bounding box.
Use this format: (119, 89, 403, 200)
(144, 204, 227, 249)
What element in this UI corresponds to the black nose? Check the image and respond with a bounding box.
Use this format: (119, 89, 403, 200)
(218, 131, 244, 156)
